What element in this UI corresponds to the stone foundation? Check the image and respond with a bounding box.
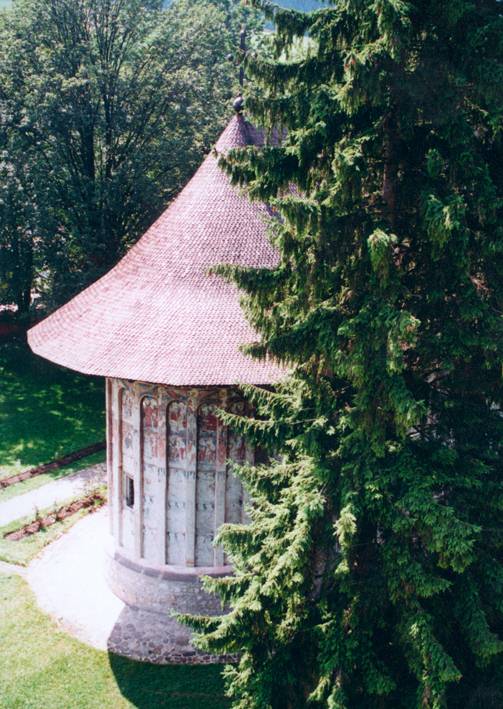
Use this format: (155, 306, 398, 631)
(107, 549, 230, 616)
(106, 550, 234, 663)
(107, 606, 234, 665)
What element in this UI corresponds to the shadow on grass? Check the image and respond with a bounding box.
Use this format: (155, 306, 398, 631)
(0, 341, 105, 473)
(108, 653, 230, 709)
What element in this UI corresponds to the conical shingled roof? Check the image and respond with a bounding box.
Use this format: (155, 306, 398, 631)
(28, 115, 283, 386)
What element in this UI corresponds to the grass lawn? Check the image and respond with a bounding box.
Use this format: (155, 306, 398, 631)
(0, 450, 105, 503)
(0, 573, 229, 708)
(0, 342, 105, 478)
(0, 493, 104, 566)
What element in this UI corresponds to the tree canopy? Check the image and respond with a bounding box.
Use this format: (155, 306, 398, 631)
(0, 0, 257, 314)
(185, 1, 503, 707)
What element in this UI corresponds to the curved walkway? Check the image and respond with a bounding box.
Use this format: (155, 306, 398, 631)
(26, 507, 124, 650)
(0, 559, 26, 576)
(0, 462, 106, 526)
(24, 507, 205, 663)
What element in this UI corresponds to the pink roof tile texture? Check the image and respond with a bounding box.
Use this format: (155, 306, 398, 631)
(28, 114, 284, 386)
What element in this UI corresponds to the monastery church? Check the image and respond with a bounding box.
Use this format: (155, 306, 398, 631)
(27, 106, 282, 660)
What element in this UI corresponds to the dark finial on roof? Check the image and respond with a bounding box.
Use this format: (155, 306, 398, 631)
(233, 95, 245, 113)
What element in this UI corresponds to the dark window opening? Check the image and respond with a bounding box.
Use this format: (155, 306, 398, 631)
(255, 446, 270, 466)
(125, 476, 135, 508)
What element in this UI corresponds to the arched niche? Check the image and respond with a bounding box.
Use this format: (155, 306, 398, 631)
(166, 398, 189, 565)
(140, 394, 165, 564)
(195, 399, 220, 566)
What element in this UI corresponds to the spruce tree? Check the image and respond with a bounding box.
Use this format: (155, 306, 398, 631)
(184, 2, 503, 707)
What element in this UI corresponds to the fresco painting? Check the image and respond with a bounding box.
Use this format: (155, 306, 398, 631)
(168, 401, 187, 462)
(142, 396, 160, 461)
(197, 403, 218, 466)
(226, 399, 247, 463)
(166, 400, 189, 565)
(122, 388, 134, 419)
(114, 383, 253, 567)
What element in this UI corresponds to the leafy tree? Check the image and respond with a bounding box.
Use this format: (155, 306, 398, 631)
(0, 144, 36, 318)
(0, 0, 256, 311)
(185, 1, 503, 707)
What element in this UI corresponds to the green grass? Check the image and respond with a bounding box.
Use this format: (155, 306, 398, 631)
(0, 573, 229, 708)
(0, 450, 105, 503)
(0, 342, 105, 478)
(0, 494, 104, 566)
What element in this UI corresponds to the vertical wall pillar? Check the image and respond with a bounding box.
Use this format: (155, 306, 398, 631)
(141, 390, 166, 566)
(112, 381, 124, 545)
(185, 390, 198, 566)
(159, 390, 168, 567)
(133, 386, 143, 559)
(106, 379, 113, 534)
(214, 388, 228, 566)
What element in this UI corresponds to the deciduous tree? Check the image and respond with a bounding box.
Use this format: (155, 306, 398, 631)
(0, 0, 256, 310)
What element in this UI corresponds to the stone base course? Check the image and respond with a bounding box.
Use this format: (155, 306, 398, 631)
(107, 605, 234, 665)
(24, 507, 231, 664)
(107, 548, 230, 616)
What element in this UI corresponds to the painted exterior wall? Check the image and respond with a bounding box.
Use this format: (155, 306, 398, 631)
(107, 378, 252, 616)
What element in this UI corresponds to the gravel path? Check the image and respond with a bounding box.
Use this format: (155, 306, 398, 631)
(0, 462, 106, 526)
(0, 559, 26, 576)
(25, 507, 210, 662)
(26, 507, 124, 650)
(0, 457, 206, 661)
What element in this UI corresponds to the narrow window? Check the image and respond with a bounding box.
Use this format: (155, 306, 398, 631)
(125, 475, 135, 508)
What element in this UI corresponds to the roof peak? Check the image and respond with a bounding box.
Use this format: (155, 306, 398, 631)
(215, 113, 265, 153)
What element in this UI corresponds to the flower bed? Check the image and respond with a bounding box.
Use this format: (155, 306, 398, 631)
(3, 490, 106, 541)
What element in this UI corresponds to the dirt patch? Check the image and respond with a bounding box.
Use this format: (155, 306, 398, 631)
(0, 442, 106, 489)
(3, 490, 106, 541)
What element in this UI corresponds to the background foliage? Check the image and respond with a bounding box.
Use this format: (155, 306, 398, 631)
(0, 0, 258, 314)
